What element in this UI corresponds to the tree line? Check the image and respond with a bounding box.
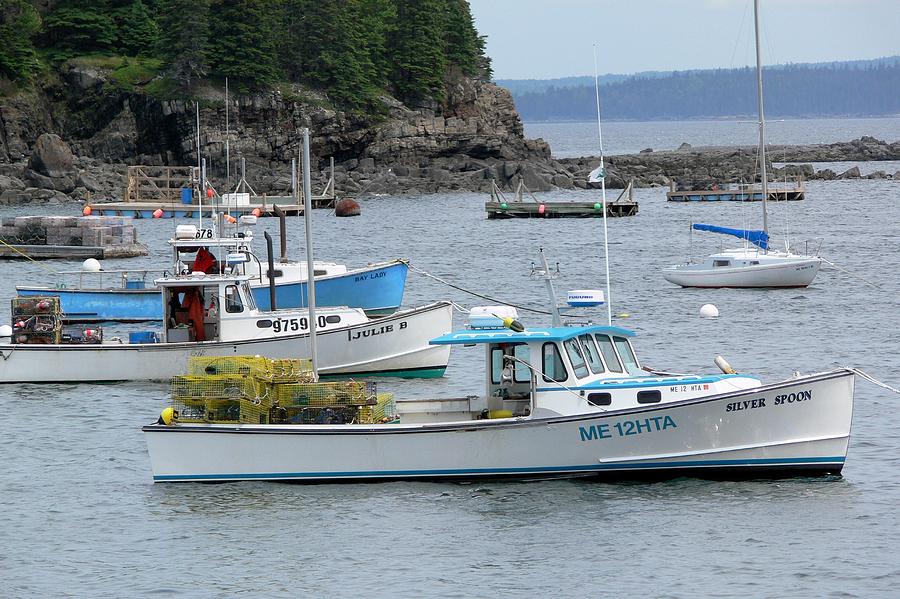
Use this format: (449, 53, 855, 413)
(0, 0, 491, 110)
(510, 63, 900, 121)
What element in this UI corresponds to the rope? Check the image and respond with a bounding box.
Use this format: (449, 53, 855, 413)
(0, 237, 59, 274)
(504, 354, 599, 409)
(820, 257, 881, 289)
(407, 263, 551, 315)
(848, 368, 900, 395)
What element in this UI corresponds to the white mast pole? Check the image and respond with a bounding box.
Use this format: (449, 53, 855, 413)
(753, 0, 769, 242)
(302, 128, 319, 380)
(593, 44, 612, 326)
(225, 77, 230, 191)
(196, 101, 202, 231)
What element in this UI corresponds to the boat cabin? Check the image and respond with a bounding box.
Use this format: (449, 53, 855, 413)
(395, 308, 759, 423)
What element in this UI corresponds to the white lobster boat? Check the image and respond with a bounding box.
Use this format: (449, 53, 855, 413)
(0, 272, 452, 383)
(143, 310, 855, 482)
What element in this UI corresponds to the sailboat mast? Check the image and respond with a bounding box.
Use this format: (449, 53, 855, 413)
(753, 0, 768, 238)
(301, 128, 319, 380)
(592, 44, 613, 327)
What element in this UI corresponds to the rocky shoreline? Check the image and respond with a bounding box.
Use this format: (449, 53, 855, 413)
(0, 63, 898, 205)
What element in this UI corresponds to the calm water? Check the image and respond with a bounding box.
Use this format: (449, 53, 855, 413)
(2, 121, 900, 597)
(526, 116, 900, 157)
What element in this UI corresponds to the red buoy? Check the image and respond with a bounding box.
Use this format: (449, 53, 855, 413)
(82, 205, 92, 216)
(334, 197, 361, 217)
(206, 188, 214, 198)
(538, 203, 546, 215)
(152, 208, 164, 218)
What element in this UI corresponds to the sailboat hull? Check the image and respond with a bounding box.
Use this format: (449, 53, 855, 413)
(663, 256, 821, 288)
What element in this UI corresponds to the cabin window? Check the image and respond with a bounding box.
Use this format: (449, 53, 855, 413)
(241, 282, 257, 310)
(563, 338, 589, 379)
(224, 285, 243, 313)
(314, 269, 328, 276)
(594, 334, 623, 373)
(750, 261, 760, 265)
(491, 348, 504, 384)
(587, 392, 612, 406)
(579, 334, 605, 374)
(713, 260, 731, 267)
(613, 337, 641, 375)
(542, 343, 568, 383)
(325, 315, 341, 324)
(513, 344, 531, 382)
(637, 390, 662, 404)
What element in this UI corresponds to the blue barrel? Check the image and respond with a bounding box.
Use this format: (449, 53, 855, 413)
(180, 187, 193, 205)
(129, 331, 159, 344)
(125, 280, 146, 289)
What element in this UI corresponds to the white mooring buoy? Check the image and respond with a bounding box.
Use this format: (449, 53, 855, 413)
(82, 258, 101, 272)
(0, 324, 11, 337)
(699, 303, 719, 318)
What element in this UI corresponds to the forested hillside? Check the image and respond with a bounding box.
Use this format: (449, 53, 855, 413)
(506, 60, 900, 121)
(0, 0, 491, 110)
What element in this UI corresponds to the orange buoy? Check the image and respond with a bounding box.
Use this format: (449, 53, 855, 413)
(251, 208, 261, 217)
(334, 197, 361, 217)
(152, 208, 164, 218)
(82, 205, 92, 216)
(224, 214, 237, 224)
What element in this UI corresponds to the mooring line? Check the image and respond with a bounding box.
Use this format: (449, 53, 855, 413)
(407, 263, 551, 315)
(848, 368, 900, 395)
(0, 237, 59, 274)
(821, 257, 881, 289)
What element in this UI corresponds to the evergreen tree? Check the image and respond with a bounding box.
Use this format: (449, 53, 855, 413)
(114, 0, 160, 56)
(42, 1, 118, 57)
(207, 0, 280, 87)
(390, 0, 447, 103)
(357, 0, 395, 84)
(157, 0, 209, 86)
(443, 0, 479, 76)
(0, 0, 41, 82)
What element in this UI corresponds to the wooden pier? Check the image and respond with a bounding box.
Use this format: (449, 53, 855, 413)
(666, 179, 805, 202)
(486, 180, 639, 219)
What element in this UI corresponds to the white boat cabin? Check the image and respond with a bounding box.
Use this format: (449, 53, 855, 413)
(397, 311, 760, 423)
(159, 273, 367, 344)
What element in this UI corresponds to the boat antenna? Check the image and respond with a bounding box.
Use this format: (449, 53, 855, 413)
(196, 101, 203, 232)
(225, 77, 230, 191)
(301, 128, 319, 380)
(592, 44, 613, 326)
(753, 0, 769, 246)
(537, 248, 562, 327)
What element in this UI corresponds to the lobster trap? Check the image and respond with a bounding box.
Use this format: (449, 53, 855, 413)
(187, 355, 314, 383)
(11, 296, 62, 344)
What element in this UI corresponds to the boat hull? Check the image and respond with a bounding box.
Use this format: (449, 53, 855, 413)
(143, 369, 854, 483)
(17, 260, 408, 322)
(0, 302, 452, 383)
(663, 258, 821, 288)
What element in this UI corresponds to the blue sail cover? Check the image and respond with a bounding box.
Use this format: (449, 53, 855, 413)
(692, 224, 769, 250)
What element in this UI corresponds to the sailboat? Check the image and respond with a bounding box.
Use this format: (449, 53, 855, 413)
(662, 0, 822, 289)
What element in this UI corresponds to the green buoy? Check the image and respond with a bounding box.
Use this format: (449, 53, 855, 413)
(593, 202, 603, 210)
(500, 202, 508, 210)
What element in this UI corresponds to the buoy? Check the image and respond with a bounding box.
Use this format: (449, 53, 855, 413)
(715, 355, 736, 374)
(82, 205, 92, 216)
(82, 258, 101, 272)
(224, 214, 237, 224)
(617, 312, 630, 318)
(500, 202, 508, 210)
(14, 320, 25, 329)
(501, 316, 525, 332)
(0, 324, 12, 337)
(538, 203, 546, 215)
(251, 208, 261, 217)
(206, 188, 214, 198)
(152, 208, 164, 218)
(594, 202, 603, 210)
(159, 407, 178, 426)
(334, 197, 361, 217)
(699, 303, 719, 318)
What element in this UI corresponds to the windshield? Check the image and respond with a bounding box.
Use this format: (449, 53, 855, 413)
(578, 334, 605, 374)
(613, 337, 641, 374)
(563, 339, 589, 379)
(594, 334, 623, 373)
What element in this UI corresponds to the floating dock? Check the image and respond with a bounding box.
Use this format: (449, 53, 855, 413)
(0, 244, 145, 259)
(667, 180, 804, 202)
(85, 200, 308, 219)
(486, 180, 638, 219)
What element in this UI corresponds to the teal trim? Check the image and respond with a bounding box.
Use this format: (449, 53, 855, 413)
(430, 325, 635, 346)
(536, 374, 744, 392)
(321, 366, 446, 380)
(152, 456, 846, 481)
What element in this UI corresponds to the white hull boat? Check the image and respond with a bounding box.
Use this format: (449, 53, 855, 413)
(663, 248, 822, 288)
(1, 273, 452, 382)
(144, 314, 855, 482)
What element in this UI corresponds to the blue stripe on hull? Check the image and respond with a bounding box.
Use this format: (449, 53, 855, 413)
(152, 455, 846, 482)
(19, 262, 408, 321)
(252, 261, 408, 314)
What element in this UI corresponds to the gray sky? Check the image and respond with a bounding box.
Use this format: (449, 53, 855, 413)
(470, 0, 900, 79)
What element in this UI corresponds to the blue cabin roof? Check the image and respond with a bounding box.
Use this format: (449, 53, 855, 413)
(430, 325, 635, 346)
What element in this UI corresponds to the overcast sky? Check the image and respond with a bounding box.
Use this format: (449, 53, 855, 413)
(470, 0, 900, 79)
